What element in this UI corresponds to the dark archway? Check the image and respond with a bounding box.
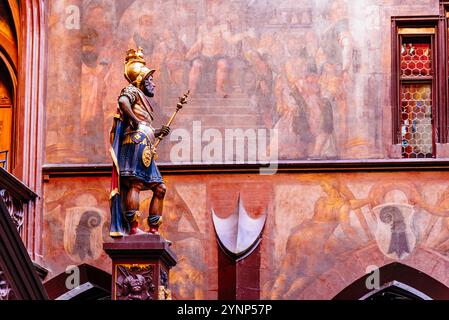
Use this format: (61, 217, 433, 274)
(361, 281, 431, 300)
(333, 262, 449, 300)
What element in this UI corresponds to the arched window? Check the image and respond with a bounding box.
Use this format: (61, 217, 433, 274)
(360, 280, 432, 300)
(0, 0, 18, 172)
(0, 61, 14, 171)
(334, 263, 449, 300)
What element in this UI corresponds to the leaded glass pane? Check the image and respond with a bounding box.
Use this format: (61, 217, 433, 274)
(401, 83, 433, 158)
(401, 37, 432, 78)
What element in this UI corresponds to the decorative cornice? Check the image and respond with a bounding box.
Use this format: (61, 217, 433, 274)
(0, 189, 25, 233)
(42, 159, 449, 177)
(103, 234, 177, 268)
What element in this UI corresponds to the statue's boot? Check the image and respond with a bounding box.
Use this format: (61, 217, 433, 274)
(147, 215, 172, 245)
(125, 210, 141, 235)
(148, 215, 163, 235)
(129, 221, 142, 235)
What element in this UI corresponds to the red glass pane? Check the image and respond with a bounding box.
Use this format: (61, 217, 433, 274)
(400, 37, 432, 78)
(401, 84, 433, 158)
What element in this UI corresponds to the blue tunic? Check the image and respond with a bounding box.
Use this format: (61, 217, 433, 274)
(119, 126, 163, 186)
(109, 116, 162, 237)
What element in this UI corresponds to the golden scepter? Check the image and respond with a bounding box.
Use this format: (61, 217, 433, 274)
(152, 90, 190, 159)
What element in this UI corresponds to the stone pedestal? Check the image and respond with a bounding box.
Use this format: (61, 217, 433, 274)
(103, 234, 177, 300)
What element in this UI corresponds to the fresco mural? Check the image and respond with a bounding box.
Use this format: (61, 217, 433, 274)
(43, 170, 449, 299)
(42, 176, 214, 300)
(141, 180, 209, 300)
(264, 172, 449, 299)
(44, 0, 440, 164)
(43, 177, 111, 275)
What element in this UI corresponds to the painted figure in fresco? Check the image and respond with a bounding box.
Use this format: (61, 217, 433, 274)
(295, 72, 336, 159)
(80, 28, 111, 162)
(109, 48, 171, 237)
(418, 187, 449, 251)
(283, 33, 337, 158)
(223, 11, 255, 94)
(316, 0, 353, 155)
(245, 50, 276, 128)
(283, 37, 312, 156)
(130, 15, 156, 57)
(152, 28, 187, 92)
(80, 2, 115, 162)
(270, 80, 305, 159)
(271, 179, 371, 299)
(186, 13, 253, 97)
(186, 16, 232, 97)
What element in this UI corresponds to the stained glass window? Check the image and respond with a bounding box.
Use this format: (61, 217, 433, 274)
(400, 38, 432, 78)
(401, 84, 433, 158)
(399, 35, 434, 158)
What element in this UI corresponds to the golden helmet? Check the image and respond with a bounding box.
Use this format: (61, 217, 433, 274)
(124, 47, 155, 88)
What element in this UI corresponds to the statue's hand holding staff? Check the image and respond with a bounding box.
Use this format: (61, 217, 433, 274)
(155, 125, 171, 139)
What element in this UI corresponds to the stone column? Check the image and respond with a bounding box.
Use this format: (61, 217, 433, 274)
(103, 234, 177, 300)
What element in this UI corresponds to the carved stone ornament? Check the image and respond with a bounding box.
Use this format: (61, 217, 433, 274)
(0, 269, 14, 300)
(0, 189, 24, 233)
(116, 264, 155, 300)
(158, 268, 171, 300)
(158, 286, 172, 300)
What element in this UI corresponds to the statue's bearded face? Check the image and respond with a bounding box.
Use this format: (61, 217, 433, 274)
(142, 75, 155, 97)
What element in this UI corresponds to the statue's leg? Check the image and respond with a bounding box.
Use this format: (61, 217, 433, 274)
(124, 181, 143, 235)
(148, 183, 167, 234)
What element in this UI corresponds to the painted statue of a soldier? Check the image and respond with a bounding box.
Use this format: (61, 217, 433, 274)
(109, 48, 170, 237)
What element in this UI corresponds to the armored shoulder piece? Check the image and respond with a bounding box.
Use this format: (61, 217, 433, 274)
(119, 85, 139, 105)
